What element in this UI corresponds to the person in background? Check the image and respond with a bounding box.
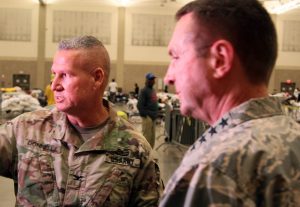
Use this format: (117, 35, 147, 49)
(160, 0, 300, 206)
(44, 81, 55, 106)
(108, 78, 118, 103)
(137, 73, 158, 148)
(127, 93, 139, 117)
(0, 36, 162, 206)
(163, 85, 168, 93)
(134, 83, 139, 98)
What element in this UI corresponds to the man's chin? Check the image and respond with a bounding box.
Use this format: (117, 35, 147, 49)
(55, 104, 67, 112)
(180, 105, 191, 117)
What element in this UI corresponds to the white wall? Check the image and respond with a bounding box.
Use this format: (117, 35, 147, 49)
(45, 4, 118, 60)
(0, 1, 299, 68)
(0, 1, 39, 58)
(275, 13, 300, 68)
(124, 7, 177, 63)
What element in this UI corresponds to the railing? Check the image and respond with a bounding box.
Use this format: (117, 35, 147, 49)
(282, 104, 300, 122)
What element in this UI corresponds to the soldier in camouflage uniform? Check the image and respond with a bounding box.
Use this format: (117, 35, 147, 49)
(0, 36, 163, 206)
(160, 0, 300, 206)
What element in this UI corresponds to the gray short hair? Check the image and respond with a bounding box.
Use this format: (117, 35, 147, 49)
(58, 35, 104, 50)
(58, 35, 110, 79)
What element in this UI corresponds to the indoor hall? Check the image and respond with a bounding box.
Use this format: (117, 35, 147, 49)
(1, 0, 300, 206)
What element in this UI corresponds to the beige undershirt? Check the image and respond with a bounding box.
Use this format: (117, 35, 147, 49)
(71, 118, 109, 142)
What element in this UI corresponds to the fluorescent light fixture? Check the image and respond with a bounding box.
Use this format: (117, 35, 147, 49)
(113, 0, 132, 7)
(268, 0, 300, 14)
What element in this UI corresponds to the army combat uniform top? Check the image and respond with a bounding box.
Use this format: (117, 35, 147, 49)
(0, 104, 162, 206)
(159, 97, 300, 207)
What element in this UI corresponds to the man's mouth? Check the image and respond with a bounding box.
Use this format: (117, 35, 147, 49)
(55, 96, 64, 103)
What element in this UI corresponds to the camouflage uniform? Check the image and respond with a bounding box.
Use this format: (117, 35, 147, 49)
(0, 104, 162, 206)
(160, 97, 300, 207)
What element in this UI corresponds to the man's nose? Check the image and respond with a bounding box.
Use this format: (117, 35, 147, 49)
(164, 78, 174, 85)
(51, 77, 58, 91)
(164, 68, 175, 86)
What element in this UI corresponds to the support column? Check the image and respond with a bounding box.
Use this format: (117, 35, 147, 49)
(36, 3, 46, 89)
(268, 13, 277, 93)
(116, 7, 125, 89)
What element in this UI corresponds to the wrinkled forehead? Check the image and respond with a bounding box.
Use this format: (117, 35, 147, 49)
(51, 49, 88, 73)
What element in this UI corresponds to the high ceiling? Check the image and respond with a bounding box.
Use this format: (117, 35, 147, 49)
(2, 0, 300, 14)
(259, 0, 300, 14)
(40, 0, 192, 8)
(46, 0, 300, 14)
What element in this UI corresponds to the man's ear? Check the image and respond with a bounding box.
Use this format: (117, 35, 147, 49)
(209, 40, 234, 79)
(93, 67, 105, 86)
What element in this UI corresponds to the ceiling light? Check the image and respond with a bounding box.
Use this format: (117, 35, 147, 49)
(267, 0, 300, 14)
(114, 0, 131, 7)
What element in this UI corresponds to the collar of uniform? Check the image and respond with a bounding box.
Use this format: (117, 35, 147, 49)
(42, 107, 84, 150)
(225, 96, 284, 127)
(47, 107, 69, 141)
(214, 96, 283, 135)
(192, 96, 285, 151)
(74, 104, 132, 153)
(49, 99, 111, 142)
(48, 101, 134, 153)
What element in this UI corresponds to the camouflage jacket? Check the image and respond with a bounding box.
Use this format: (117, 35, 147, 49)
(160, 96, 300, 207)
(0, 106, 162, 206)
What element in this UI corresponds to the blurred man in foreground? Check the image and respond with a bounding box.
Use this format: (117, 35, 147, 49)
(160, 0, 300, 206)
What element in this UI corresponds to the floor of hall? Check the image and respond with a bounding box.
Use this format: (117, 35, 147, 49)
(0, 104, 189, 206)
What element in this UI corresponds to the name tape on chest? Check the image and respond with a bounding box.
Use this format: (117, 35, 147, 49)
(105, 153, 141, 168)
(27, 140, 60, 154)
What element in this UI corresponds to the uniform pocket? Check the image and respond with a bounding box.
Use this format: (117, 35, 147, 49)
(86, 167, 132, 207)
(17, 150, 59, 206)
(39, 154, 56, 196)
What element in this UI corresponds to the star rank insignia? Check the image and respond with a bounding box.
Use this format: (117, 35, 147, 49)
(219, 118, 228, 128)
(190, 144, 196, 151)
(209, 127, 217, 136)
(199, 135, 206, 143)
